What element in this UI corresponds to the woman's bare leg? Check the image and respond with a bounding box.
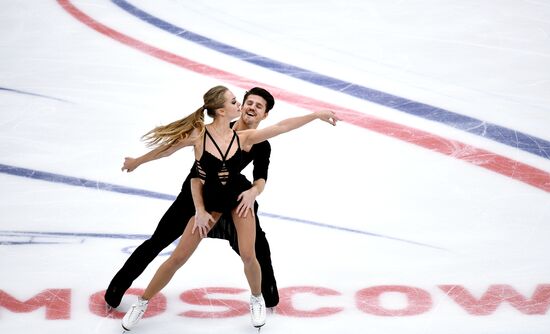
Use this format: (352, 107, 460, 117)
(142, 213, 221, 299)
(231, 210, 261, 295)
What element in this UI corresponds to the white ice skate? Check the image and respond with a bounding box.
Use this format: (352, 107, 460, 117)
(121, 297, 148, 332)
(250, 294, 266, 330)
(105, 303, 114, 313)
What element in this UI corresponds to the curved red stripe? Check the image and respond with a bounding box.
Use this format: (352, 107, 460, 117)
(57, 0, 550, 193)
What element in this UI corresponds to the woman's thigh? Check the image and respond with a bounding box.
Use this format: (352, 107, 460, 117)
(170, 212, 222, 262)
(231, 210, 256, 255)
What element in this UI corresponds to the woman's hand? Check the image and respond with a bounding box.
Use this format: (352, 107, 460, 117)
(315, 110, 340, 126)
(192, 209, 215, 238)
(121, 157, 140, 172)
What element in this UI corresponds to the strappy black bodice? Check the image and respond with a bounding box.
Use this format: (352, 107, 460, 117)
(195, 129, 249, 213)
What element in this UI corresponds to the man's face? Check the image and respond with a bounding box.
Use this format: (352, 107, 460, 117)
(240, 94, 268, 126)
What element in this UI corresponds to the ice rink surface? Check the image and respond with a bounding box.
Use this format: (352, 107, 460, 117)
(1, 1, 549, 333)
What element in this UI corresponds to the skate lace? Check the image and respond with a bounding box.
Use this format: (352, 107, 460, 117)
(251, 296, 264, 316)
(129, 301, 147, 321)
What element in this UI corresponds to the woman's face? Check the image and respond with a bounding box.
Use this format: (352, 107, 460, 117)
(222, 90, 241, 119)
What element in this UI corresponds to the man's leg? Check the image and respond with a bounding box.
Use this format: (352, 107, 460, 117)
(254, 219, 279, 308)
(104, 190, 194, 308)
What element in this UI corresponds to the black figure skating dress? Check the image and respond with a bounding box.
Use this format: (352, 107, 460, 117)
(195, 128, 251, 213)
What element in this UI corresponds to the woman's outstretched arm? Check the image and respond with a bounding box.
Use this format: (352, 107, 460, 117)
(240, 110, 338, 147)
(121, 132, 198, 172)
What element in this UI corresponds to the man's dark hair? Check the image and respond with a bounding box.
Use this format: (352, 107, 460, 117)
(243, 87, 275, 112)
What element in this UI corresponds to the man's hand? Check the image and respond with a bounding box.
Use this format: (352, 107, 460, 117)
(192, 209, 215, 238)
(236, 187, 259, 218)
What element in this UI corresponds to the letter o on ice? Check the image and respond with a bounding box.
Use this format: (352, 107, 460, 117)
(355, 285, 432, 316)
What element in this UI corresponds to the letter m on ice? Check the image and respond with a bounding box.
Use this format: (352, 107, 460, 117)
(0, 289, 71, 319)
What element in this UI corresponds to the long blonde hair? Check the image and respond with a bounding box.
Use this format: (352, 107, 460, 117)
(142, 85, 229, 149)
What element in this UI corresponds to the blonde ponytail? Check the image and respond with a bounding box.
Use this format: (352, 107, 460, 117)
(142, 106, 206, 148)
(141, 85, 229, 150)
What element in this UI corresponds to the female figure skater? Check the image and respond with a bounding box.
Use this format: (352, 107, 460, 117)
(121, 85, 338, 331)
(105, 87, 280, 310)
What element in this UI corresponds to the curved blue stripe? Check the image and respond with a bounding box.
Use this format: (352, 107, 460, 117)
(0, 230, 150, 241)
(0, 87, 72, 103)
(0, 163, 174, 200)
(112, 0, 550, 160)
(0, 163, 445, 250)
